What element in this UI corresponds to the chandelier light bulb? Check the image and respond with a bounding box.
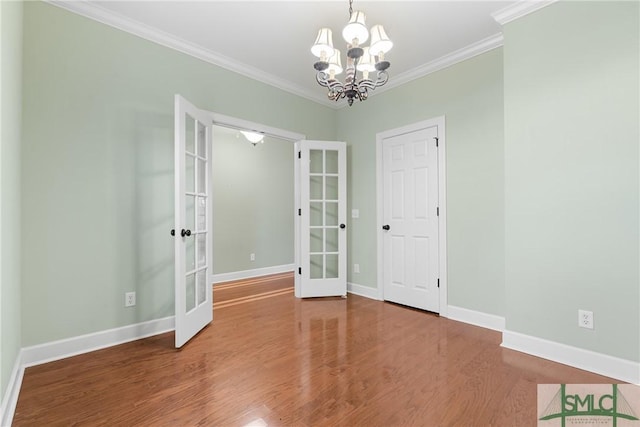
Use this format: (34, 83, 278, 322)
(342, 11, 368, 46)
(311, 28, 335, 61)
(369, 24, 393, 59)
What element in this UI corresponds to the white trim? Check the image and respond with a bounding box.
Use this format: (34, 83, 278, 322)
(347, 282, 382, 300)
(45, 0, 503, 110)
(447, 305, 505, 332)
(492, 0, 559, 25)
(211, 264, 295, 285)
(376, 117, 448, 316)
(21, 316, 175, 368)
(502, 330, 640, 384)
(211, 113, 305, 142)
(360, 33, 503, 104)
(1, 351, 24, 427)
(45, 0, 334, 108)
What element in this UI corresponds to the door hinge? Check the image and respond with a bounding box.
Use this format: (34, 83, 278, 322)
(437, 278, 440, 288)
(434, 137, 439, 148)
(298, 151, 301, 159)
(298, 208, 301, 216)
(298, 267, 302, 275)
(437, 207, 440, 216)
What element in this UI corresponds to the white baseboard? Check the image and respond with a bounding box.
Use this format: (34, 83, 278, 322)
(447, 305, 505, 332)
(211, 263, 295, 285)
(502, 330, 640, 384)
(1, 351, 24, 427)
(347, 282, 382, 300)
(21, 316, 175, 368)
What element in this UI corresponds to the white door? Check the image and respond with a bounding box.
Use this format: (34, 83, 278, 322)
(296, 140, 347, 298)
(382, 125, 440, 312)
(174, 95, 213, 347)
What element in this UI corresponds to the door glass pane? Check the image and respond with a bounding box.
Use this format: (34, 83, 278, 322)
(310, 176, 323, 200)
(186, 273, 196, 312)
(196, 196, 206, 231)
(310, 202, 323, 226)
(326, 228, 338, 252)
(325, 202, 338, 226)
(310, 149, 323, 173)
(197, 159, 206, 194)
(325, 176, 338, 200)
(185, 154, 195, 193)
(185, 114, 195, 154)
(197, 233, 206, 268)
(185, 195, 195, 232)
(326, 254, 339, 279)
(310, 254, 324, 279)
(186, 233, 195, 272)
(197, 270, 206, 305)
(325, 150, 338, 174)
(310, 228, 323, 253)
(197, 122, 206, 158)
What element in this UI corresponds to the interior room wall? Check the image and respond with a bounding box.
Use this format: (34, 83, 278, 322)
(336, 48, 505, 317)
(503, 1, 639, 361)
(1, 0, 24, 402)
(212, 126, 294, 275)
(20, 1, 334, 348)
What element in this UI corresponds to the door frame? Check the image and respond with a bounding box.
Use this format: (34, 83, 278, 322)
(208, 112, 305, 286)
(375, 116, 448, 317)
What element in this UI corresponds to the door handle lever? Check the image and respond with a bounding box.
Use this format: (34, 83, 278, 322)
(382, 224, 390, 231)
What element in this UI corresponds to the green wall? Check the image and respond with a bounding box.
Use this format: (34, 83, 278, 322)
(1, 0, 23, 400)
(212, 126, 294, 274)
(20, 1, 334, 347)
(337, 48, 505, 317)
(504, 1, 639, 361)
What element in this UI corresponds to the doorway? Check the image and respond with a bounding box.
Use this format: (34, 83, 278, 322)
(376, 117, 448, 315)
(209, 113, 305, 286)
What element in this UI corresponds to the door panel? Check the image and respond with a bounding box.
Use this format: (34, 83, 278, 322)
(174, 95, 213, 348)
(297, 141, 347, 298)
(382, 127, 439, 312)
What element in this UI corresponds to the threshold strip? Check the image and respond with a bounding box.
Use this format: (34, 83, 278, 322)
(214, 287, 294, 309)
(213, 273, 293, 290)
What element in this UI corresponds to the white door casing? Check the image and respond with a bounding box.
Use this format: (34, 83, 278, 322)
(377, 117, 447, 314)
(295, 140, 347, 298)
(174, 95, 213, 348)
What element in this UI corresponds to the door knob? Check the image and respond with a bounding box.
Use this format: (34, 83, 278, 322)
(382, 224, 390, 231)
(340, 223, 346, 229)
(181, 229, 192, 237)
(170, 229, 175, 236)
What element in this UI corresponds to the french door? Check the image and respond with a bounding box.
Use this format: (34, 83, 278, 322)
(174, 95, 213, 347)
(296, 140, 347, 298)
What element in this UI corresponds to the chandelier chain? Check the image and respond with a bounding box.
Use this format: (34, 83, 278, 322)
(348, 0, 353, 18)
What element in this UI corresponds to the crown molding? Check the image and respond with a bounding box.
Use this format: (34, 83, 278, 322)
(47, 0, 506, 111)
(492, 0, 559, 25)
(46, 0, 335, 108)
(337, 32, 504, 108)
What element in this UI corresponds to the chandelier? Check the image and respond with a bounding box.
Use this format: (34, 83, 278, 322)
(311, 0, 393, 106)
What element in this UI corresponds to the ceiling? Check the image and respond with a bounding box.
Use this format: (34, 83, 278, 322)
(56, 0, 521, 107)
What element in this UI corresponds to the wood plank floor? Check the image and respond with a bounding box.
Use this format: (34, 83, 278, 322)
(13, 272, 615, 426)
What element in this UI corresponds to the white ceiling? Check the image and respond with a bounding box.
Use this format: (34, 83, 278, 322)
(54, 0, 525, 107)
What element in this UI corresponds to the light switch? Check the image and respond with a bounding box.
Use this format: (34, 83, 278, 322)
(352, 209, 359, 219)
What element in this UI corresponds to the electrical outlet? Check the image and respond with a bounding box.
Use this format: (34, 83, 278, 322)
(353, 263, 360, 273)
(125, 292, 136, 307)
(578, 309, 593, 329)
(250, 253, 255, 261)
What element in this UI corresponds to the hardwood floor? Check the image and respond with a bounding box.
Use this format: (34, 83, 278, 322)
(13, 273, 615, 426)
